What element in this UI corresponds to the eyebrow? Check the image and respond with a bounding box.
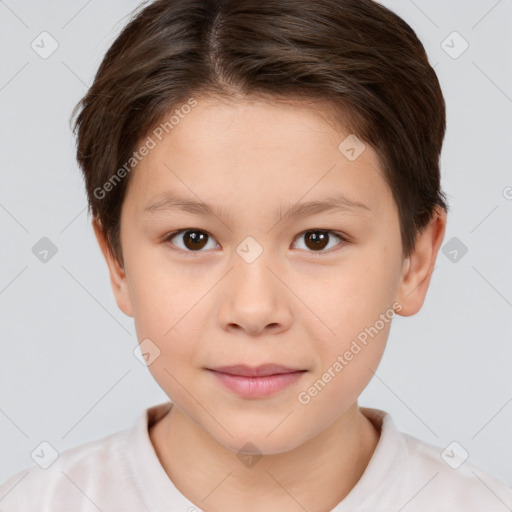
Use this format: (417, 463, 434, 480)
(143, 191, 371, 223)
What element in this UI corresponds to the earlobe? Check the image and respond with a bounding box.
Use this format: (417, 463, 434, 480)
(395, 208, 447, 317)
(92, 217, 134, 318)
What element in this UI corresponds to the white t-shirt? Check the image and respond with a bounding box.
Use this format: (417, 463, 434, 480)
(1, 401, 511, 511)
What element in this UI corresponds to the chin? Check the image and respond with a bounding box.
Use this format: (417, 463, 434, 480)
(210, 422, 307, 457)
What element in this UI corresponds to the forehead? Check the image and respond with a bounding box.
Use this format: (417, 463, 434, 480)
(124, 96, 392, 220)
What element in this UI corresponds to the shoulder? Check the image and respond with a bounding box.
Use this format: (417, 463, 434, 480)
(0, 428, 131, 512)
(400, 431, 512, 510)
(359, 407, 512, 511)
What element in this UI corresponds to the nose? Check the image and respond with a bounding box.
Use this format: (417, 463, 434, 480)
(216, 253, 293, 336)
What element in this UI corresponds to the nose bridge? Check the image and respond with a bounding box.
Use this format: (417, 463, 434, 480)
(231, 238, 278, 301)
(216, 238, 291, 334)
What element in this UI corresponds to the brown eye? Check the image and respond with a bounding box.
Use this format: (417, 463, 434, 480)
(304, 231, 329, 250)
(293, 230, 346, 254)
(166, 229, 218, 252)
(183, 230, 208, 250)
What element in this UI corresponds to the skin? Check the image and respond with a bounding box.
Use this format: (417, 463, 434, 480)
(93, 95, 446, 512)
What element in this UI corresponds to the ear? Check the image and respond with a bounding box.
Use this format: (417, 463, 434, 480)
(395, 207, 447, 317)
(92, 217, 134, 318)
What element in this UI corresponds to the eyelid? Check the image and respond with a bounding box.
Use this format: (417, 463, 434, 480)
(164, 228, 220, 257)
(292, 229, 349, 257)
(164, 228, 349, 256)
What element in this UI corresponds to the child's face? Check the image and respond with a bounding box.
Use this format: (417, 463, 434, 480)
(97, 96, 430, 453)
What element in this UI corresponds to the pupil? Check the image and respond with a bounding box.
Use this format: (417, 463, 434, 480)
(305, 231, 328, 250)
(181, 230, 330, 252)
(185, 230, 207, 250)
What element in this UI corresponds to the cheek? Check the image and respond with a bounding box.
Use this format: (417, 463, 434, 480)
(125, 260, 201, 371)
(135, 305, 204, 406)
(304, 249, 400, 362)
(298, 290, 393, 416)
(319, 268, 395, 331)
(125, 244, 189, 328)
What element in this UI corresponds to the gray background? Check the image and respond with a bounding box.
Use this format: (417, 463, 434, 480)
(1, 0, 511, 491)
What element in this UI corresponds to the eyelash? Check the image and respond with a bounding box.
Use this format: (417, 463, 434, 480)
(163, 228, 349, 257)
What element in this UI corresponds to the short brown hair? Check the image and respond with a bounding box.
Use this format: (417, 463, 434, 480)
(72, 0, 448, 266)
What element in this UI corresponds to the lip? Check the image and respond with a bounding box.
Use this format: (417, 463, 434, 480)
(206, 364, 307, 399)
(209, 364, 304, 377)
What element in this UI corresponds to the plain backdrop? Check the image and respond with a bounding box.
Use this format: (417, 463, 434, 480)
(1, 0, 511, 489)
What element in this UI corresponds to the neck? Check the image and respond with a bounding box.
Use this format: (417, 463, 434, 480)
(149, 402, 380, 512)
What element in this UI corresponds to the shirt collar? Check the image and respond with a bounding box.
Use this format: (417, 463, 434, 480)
(125, 402, 407, 512)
